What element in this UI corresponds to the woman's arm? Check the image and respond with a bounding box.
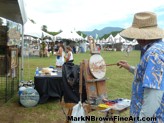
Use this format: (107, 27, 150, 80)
(55, 47, 62, 56)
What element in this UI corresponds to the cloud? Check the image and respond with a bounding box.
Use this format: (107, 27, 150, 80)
(24, 0, 164, 31)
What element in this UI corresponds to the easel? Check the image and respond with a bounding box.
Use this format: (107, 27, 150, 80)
(61, 39, 129, 123)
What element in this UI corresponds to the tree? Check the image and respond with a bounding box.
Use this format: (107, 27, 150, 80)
(100, 30, 123, 39)
(42, 25, 48, 32)
(48, 31, 60, 36)
(77, 31, 87, 38)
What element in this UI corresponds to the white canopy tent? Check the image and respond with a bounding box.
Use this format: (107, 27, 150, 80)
(0, 0, 27, 81)
(24, 20, 43, 38)
(54, 31, 71, 39)
(132, 39, 138, 45)
(42, 31, 53, 40)
(24, 20, 53, 39)
(55, 30, 84, 41)
(95, 39, 100, 43)
(85, 36, 88, 41)
(126, 39, 138, 46)
(114, 33, 126, 43)
(71, 30, 84, 40)
(106, 34, 114, 43)
(101, 38, 108, 43)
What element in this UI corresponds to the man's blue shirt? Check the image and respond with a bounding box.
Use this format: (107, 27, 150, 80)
(130, 40, 164, 122)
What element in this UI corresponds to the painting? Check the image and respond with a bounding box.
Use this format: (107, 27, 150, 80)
(89, 54, 106, 79)
(6, 20, 22, 46)
(11, 48, 18, 68)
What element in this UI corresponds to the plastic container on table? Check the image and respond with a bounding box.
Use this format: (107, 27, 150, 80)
(35, 67, 39, 76)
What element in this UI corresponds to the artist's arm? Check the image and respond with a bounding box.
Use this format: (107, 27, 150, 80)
(117, 60, 135, 74)
(64, 52, 71, 62)
(138, 88, 163, 123)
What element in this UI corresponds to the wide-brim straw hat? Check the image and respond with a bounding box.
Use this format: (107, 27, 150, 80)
(120, 12, 164, 40)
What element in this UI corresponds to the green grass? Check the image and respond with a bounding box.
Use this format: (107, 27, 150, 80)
(0, 50, 140, 123)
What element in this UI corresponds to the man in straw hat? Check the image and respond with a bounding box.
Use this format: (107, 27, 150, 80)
(117, 12, 164, 122)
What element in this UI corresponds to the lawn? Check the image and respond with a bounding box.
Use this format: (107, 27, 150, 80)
(0, 50, 140, 123)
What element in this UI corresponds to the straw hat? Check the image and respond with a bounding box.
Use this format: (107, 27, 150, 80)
(120, 12, 164, 40)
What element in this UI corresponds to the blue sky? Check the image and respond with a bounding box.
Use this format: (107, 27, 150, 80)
(93, 7, 164, 30)
(24, 0, 164, 31)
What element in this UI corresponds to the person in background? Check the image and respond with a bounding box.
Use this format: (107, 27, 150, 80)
(97, 45, 101, 51)
(72, 46, 76, 54)
(75, 45, 79, 54)
(44, 44, 49, 57)
(54, 41, 65, 68)
(64, 46, 74, 63)
(125, 45, 130, 56)
(88, 36, 97, 53)
(54, 41, 59, 53)
(117, 12, 164, 122)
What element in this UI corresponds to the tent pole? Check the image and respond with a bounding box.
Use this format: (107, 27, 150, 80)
(21, 25, 24, 81)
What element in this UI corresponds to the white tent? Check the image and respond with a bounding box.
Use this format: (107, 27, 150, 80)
(101, 38, 108, 43)
(71, 30, 84, 40)
(42, 31, 53, 40)
(24, 20, 53, 39)
(55, 30, 84, 41)
(106, 34, 114, 43)
(123, 39, 138, 46)
(123, 40, 131, 45)
(96, 39, 100, 43)
(131, 39, 138, 46)
(24, 20, 43, 38)
(114, 33, 126, 43)
(85, 36, 88, 40)
(55, 31, 71, 39)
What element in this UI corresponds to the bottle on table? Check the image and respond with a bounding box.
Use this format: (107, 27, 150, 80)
(35, 67, 39, 76)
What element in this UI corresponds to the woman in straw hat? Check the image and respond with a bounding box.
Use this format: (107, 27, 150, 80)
(117, 12, 164, 122)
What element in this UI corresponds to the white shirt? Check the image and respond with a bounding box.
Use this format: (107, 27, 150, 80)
(56, 48, 65, 66)
(68, 51, 73, 61)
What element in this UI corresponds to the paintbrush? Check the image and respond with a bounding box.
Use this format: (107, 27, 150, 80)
(99, 63, 118, 69)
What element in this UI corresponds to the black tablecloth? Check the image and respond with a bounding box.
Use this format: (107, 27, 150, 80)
(34, 72, 63, 104)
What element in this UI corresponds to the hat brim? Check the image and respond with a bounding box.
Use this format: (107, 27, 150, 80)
(120, 26, 164, 40)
